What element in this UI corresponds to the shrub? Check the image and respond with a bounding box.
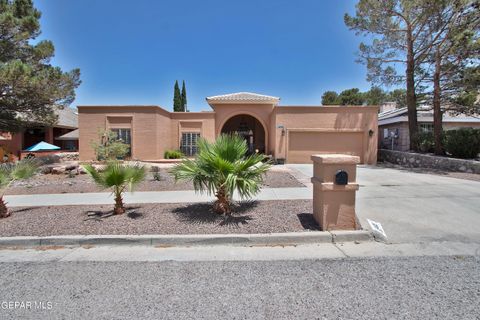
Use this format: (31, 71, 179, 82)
(83, 161, 146, 215)
(416, 131, 435, 153)
(164, 150, 184, 159)
(0, 159, 38, 218)
(171, 134, 271, 215)
(90, 129, 130, 161)
(444, 128, 480, 159)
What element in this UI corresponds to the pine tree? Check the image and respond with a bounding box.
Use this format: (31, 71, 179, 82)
(0, 0, 81, 131)
(345, 0, 435, 151)
(181, 80, 187, 112)
(173, 80, 182, 112)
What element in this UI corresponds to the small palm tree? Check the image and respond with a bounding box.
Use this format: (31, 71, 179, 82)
(171, 134, 271, 215)
(83, 161, 146, 215)
(0, 159, 38, 218)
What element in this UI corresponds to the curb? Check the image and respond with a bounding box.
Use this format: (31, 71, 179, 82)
(0, 230, 372, 248)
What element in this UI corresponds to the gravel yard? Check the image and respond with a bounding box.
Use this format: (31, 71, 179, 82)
(0, 200, 318, 236)
(6, 168, 305, 195)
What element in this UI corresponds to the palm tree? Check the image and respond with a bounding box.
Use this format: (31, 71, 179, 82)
(0, 159, 38, 218)
(83, 161, 146, 215)
(171, 134, 271, 215)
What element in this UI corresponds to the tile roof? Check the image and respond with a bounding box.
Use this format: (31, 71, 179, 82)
(378, 106, 480, 125)
(206, 92, 280, 103)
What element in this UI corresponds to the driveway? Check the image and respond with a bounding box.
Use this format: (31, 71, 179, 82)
(287, 164, 480, 244)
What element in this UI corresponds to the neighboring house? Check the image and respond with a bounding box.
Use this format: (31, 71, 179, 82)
(78, 92, 379, 164)
(378, 106, 480, 151)
(0, 107, 79, 159)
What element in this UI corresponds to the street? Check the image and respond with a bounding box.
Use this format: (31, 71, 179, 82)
(0, 255, 479, 319)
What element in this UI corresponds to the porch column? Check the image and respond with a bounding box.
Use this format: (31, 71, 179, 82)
(45, 127, 54, 144)
(311, 154, 360, 230)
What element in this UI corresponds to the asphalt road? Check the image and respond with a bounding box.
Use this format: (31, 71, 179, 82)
(1, 256, 479, 320)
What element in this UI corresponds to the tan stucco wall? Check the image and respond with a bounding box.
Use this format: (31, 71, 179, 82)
(78, 103, 378, 164)
(170, 112, 216, 152)
(79, 106, 169, 160)
(211, 103, 274, 154)
(78, 106, 215, 161)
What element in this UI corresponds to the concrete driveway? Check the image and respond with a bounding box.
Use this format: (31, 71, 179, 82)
(287, 164, 480, 244)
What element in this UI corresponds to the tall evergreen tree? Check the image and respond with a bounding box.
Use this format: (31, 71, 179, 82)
(421, 0, 479, 155)
(345, 1, 435, 151)
(0, 0, 81, 132)
(173, 80, 182, 112)
(181, 80, 187, 112)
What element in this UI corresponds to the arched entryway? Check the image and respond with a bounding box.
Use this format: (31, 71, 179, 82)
(221, 114, 266, 154)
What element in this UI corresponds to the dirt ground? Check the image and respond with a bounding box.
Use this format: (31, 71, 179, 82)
(6, 168, 305, 195)
(0, 200, 319, 236)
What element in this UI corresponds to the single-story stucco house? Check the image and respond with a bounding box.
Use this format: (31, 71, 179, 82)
(379, 106, 480, 151)
(78, 92, 379, 164)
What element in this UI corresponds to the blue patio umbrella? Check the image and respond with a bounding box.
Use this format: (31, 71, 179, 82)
(25, 141, 61, 152)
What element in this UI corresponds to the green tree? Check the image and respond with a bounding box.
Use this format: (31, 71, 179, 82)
(0, 0, 81, 132)
(171, 134, 271, 215)
(338, 88, 365, 105)
(83, 161, 146, 215)
(0, 158, 38, 218)
(345, 0, 435, 150)
(321, 91, 340, 105)
(173, 80, 182, 112)
(181, 80, 187, 111)
(364, 87, 386, 105)
(422, 0, 479, 154)
(90, 129, 130, 161)
(387, 89, 407, 109)
(452, 66, 479, 114)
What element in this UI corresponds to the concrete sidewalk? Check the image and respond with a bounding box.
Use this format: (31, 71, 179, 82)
(4, 187, 312, 207)
(0, 241, 478, 262)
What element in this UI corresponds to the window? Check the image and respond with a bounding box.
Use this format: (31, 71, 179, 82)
(111, 128, 131, 157)
(112, 128, 131, 145)
(181, 132, 200, 156)
(419, 123, 433, 133)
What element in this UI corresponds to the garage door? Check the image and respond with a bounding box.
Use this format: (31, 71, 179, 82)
(287, 131, 364, 164)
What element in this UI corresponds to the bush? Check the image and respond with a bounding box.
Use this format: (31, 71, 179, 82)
(171, 134, 271, 215)
(444, 128, 480, 159)
(164, 150, 184, 159)
(416, 131, 435, 153)
(91, 129, 130, 161)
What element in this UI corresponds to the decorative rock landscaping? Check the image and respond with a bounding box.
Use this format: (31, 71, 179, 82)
(379, 149, 480, 174)
(0, 200, 318, 237)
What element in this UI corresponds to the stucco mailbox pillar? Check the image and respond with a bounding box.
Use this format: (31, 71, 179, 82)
(311, 154, 360, 230)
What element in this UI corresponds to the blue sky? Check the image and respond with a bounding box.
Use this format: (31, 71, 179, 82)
(34, 0, 372, 111)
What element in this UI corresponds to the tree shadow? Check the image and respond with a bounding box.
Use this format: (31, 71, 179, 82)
(83, 206, 143, 221)
(11, 207, 40, 213)
(172, 201, 257, 227)
(296, 213, 320, 231)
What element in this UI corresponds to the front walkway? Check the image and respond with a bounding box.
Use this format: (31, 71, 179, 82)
(4, 187, 312, 207)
